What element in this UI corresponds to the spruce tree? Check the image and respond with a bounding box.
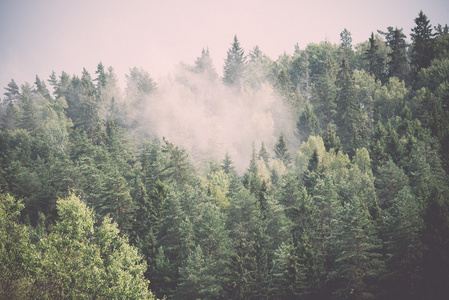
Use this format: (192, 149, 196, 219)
(223, 35, 246, 87)
(364, 32, 387, 83)
(328, 197, 383, 299)
(336, 56, 363, 157)
(193, 48, 218, 79)
(379, 27, 410, 82)
(3, 79, 20, 103)
(274, 133, 291, 167)
(411, 11, 435, 78)
(296, 104, 321, 142)
(258, 142, 270, 167)
(34, 75, 52, 101)
(323, 122, 341, 153)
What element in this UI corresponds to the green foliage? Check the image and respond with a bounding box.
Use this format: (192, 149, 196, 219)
(411, 11, 435, 77)
(223, 35, 246, 88)
(297, 104, 321, 142)
(2, 21, 449, 298)
(0, 193, 32, 299)
(0, 193, 155, 299)
(274, 132, 292, 167)
(362, 32, 389, 83)
(328, 197, 383, 299)
(336, 56, 365, 157)
(379, 26, 410, 82)
(374, 76, 409, 123)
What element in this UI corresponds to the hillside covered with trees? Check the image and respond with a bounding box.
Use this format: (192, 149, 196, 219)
(1, 11, 449, 299)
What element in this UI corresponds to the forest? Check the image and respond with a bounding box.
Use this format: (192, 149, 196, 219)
(1, 10, 449, 300)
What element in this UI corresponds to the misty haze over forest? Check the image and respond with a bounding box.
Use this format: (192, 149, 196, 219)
(1, 7, 449, 300)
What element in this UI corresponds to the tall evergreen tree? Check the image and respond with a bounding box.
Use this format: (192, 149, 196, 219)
(34, 75, 52, 101)
(221, 151, 236, 175)
(364, 32, 387, 83)
(339, 28, 355, 66)
(311, 57, 338, 128)
(258, 142, 270, 167)
(328, 197, 383, 299)
(336, 56, 363, 157)
(19, 83, 38, 131)
(296, 104, 321, 142)
(193, 48, 218, 79)
(274, 133, 292, 167)
(379, 27, 410, 82)
(323, 122, 341, 153)
(3, 79, 20, 103)
(223, 35, 246, 87)
(410, 11, 435, 78)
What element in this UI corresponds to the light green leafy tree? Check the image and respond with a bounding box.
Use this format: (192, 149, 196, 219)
(31, 194, 155, 299)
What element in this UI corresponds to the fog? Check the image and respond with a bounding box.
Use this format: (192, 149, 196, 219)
(130, 65, 297, 174)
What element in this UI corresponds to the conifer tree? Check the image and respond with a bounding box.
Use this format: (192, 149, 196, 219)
(328, 197, 383, 299)
(175, 245, 223, 299)
(34, 75, 52, 101)
(339, 28, 354, 66)
(222, 151, 236, 175)
(19, 83, 38, 131)
(311, 57, 338, 128)
(274, 133, 291, 167)
(275, 68, 294, 101)
(380, 186, 424, 299)
(258, 142, 270, 167)
(223, 35, 246, 87)
(411, 11, 435, 78)
(379, 27, 409, 82)
(336, 56, 363, 157)
(297, 104, 321, 142)
(226, 186, 266, 299)
(3, 79, 20, 103)
(364, 32, 387, 83)
(193, 48, 218, 80)
(323, 122, 341, 153)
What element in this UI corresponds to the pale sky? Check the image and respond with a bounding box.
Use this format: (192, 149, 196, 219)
(1, 0, 448, 93)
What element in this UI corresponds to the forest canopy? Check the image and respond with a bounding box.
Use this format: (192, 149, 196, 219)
(1, 10, 449, 300)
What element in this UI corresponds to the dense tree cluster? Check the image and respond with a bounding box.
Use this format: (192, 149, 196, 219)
(1, 11, 449, 299)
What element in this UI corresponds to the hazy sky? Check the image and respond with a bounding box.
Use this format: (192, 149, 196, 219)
(1, 0, 448, 92)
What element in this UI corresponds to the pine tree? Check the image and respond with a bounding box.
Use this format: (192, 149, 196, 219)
(19, 83, 38, 131)
(274, 133, 291, 167)
(47, 71, 58, 98)
(3, 79, 20, 103)
(336, 56, 363, 157)
(223, 35, 246, 87)
(411, 11, 435, 78)
(193, 48, 218, 79)
(34, 75, 52, 101)
(0, 101, 19, 130)
(226, 186, 265, 299)
(323, 122, 341, 153)
(275, 68, 294, 101)
(369, 120, 388, 174)
(222, 151, 236, 175)
(380, 186, 424, 300)
(276, 176, 324, 298)
(328, 197, 383, 299)
(258, 142, 270, 167)
(364, 32, 387, 82)
(339, 28, 354, 66)
(379, 27, 410, 82)
(311, 58, 338, 128)
(296, 104, 321, 142)
(94, 62, 107, 91)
